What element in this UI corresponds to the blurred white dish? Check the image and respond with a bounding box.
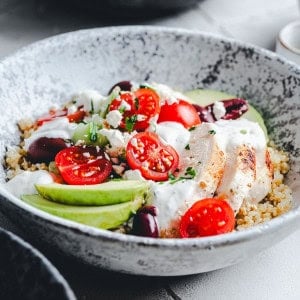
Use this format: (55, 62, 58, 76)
(276, 20, 300, 64)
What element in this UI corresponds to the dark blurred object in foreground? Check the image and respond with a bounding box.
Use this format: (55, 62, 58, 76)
(36, 0, 201, 19)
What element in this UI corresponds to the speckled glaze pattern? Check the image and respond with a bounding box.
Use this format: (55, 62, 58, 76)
(0, 228, 76, 299)
(0, 26, 299, 276)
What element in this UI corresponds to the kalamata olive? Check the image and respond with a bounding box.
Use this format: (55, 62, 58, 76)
(193, 98, 248, 122)
(107, 81, 132, 95)
(192, 105, 215, 123)
(220, 98, 248, 120)
(27, 137, 68, 163)
(131, 205, 159, 238)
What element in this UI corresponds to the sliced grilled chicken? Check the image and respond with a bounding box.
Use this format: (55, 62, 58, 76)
(178, 122, 227, 198)
(150, 119, 272, 237)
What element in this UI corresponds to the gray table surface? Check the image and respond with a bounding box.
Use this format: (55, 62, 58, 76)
(1, 0, 300, 299)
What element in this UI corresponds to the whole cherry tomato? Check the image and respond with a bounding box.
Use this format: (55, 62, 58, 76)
(180, 198, 235, 238)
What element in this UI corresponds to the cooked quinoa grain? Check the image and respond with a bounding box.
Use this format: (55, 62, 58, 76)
(236, 143, 292, 229)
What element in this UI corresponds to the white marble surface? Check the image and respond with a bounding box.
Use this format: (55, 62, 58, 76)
(1, 0, 300, 299)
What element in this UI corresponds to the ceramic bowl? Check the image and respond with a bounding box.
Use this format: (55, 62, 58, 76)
(0, 227, 75, 299)
(0, 26, 299, 276)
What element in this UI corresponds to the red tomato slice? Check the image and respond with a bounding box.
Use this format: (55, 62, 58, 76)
(126, 132, 179, 181)
(157, 99, 201, 129)
(179, 198, 235, 238)
(55, 146, 112, 185)
(37, 108, 86, 126)
(109, 88, 160, 131)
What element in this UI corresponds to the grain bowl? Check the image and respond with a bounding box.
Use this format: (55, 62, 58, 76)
(0, 26, 299, 275)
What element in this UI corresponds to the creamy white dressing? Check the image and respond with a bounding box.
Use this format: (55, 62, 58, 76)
(149, 82, 188, 105)
(72, 90, 105, 113)
(149, 180, 207, 230)
(24, 117, 77, 150)
(149, 121, 190, 154)
(4, 170, 53, 198)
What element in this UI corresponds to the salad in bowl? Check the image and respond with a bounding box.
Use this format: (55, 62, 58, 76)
(3, 80, 292, 239)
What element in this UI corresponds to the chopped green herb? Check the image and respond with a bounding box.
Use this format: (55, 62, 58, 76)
(208, 130, 216, 135)
(189, 126, 196, 131)
(118, 106, 126, 114)
(168, 167, 197, 184)
(240, 129, 247, 134)
(168, 173, 176, 181)
(125, 115, 138, 132)
(185, 144, 190, 150)
(89, 122, 98, 142)
(134, 97, 139, 110)
(89, 100, 95, 114)
(185, 167, 196, 178)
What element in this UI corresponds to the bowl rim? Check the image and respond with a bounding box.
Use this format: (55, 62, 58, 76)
(1, 25, 300, 249)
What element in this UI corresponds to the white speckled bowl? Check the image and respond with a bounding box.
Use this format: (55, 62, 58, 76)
(0, 26, 300, 276)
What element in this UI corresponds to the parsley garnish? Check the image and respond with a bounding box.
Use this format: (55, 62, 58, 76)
(185, 144, 190, 150)
(185, 167, 196, 178)
(168, 167, 196, 184)
(125, 115, 138, 132)
(189, 126, 196, 131)
(208, 130, 216, 135)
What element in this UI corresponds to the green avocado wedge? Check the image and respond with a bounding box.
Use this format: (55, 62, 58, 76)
(35, 180, 149, 206)
(21, 194, 143, 229)
(185, 89, 268, 139)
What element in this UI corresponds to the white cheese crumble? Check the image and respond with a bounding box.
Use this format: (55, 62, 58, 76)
(123, 169, 146, 181)
(213, 101, 226, 120)
(99, 129, 137, 148)
(106, 110, 123, 128)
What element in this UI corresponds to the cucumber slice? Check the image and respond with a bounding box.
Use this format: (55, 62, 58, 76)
(21, 194, 142, 229)
(72, 122, 108, 146)
(185, 89, 268, 139)
(35, 180, 149, 206)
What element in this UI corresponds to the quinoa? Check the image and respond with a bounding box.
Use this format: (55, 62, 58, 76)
(4, 119, 293, 231)
(4, 119, 48, 180)
(236, 142, 292, 229)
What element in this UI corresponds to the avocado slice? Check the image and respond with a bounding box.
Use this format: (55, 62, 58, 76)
(35, 180, 149, 206)
(185, 89, 268, 139)
(21, 194, 143, 229)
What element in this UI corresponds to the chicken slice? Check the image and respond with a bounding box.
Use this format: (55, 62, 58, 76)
(178, 122, 227, 197)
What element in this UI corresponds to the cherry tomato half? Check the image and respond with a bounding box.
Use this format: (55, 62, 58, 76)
(55, 146, 112, 185)
(179, 198, 235, 238)
(37, 108, 86, 126)
(126, 132, 179, 181)
(157, 99, 201, 129)
(109, 88, 160, 131)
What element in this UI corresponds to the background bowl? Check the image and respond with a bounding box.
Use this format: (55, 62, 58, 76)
(0, 227, 75, 299)
(0, 26, 300, 276)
